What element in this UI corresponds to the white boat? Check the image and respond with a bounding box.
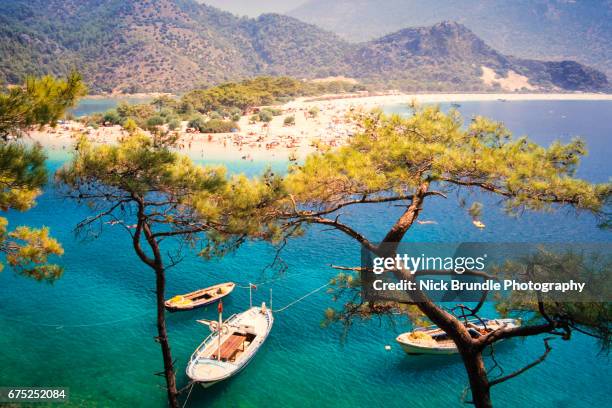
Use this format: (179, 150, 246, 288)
(186, 303, 273, 387)
(473, 220, 486, 229)
(396, 318, 520, 355)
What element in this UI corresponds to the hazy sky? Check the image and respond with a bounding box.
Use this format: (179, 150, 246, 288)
(199, 0, 308, 17)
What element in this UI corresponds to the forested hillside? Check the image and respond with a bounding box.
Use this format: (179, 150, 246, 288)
(0, 0, 607, 93)
(350, 22, 608, 92)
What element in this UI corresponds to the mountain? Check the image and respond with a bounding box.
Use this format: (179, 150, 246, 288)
(0, 0, 608, 93)
(0, 0, 257, 92)
(288, 0, 612, 77)
(196, 0, 308, 17)
(349, 22, 608, 92)
(240, 13, 352, 78)
(0, 0, 350, 92)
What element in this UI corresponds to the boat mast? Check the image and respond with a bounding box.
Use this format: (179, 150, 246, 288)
(217, 300, 223, 361)
(249, 283, 252, 308)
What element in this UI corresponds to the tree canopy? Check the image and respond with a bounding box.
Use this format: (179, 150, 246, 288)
(180, 76, 362, 115)
(56, 132, 284, 407)
(0, 73, 85, 281)
(285, 106, 609, 251)
(0, 72, 86, 139)
(57, 133, 282, 245)
(279, 106, 611, 407)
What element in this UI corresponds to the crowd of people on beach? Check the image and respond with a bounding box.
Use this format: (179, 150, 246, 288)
(28, 100, 360, 161)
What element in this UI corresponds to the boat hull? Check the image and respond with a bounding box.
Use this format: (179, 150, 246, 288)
(397, 318, 519, 356)
(165, 282, 235, 312)
(198, 354, 253, 388)
(165, 297, 221, 312)
(200, 380, 219, 389)
(398, 341, 458, 355)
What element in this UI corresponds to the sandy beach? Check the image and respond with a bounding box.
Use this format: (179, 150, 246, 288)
(27, 92, 612, 162)
(295, 91, 612, 108)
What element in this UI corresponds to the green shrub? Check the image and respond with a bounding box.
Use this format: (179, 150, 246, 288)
(178, 101, 194, 115)
(103, 110, 121, 125)
(187, 116, 206, 130)
(258, 110, 273, 123)
(284, 115, 295, 125)
(168, 119, 181, 131)
(262, 107, 282, 116)
(199, 119, 238, 133)
(146, 116, 165, 128)
(159, 108, 174, 118)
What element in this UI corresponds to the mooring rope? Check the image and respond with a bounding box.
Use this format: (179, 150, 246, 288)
(4, 276, 329, 329)
(235, 271, 305, 289)
(272, 282, 330, 313)
(181, 382, 195, 408)
(0, 310, 152, 329)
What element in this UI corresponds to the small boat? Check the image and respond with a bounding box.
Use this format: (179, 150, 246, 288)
(473, 220, 486, 229)
(186, 303, 273, 387)
(396, 318, 520, 355)
(165, 282, 235, 312)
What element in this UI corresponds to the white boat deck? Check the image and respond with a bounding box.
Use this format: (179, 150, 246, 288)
(191, 360, 231, 379)
(187, 305, 273, 386)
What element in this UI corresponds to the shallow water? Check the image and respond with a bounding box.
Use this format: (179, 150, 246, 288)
(70, 97, 153, 117)
(1, 101, 611, 407)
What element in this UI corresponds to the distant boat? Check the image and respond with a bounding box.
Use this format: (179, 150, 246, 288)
(473, 220, 486, 229)
(187, 303, 273, 387)
(396, 318, 520, 355)
(497, 98, 507, 102)
(164, 282, 235, 312)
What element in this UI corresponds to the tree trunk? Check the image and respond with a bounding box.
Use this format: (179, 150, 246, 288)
(329, 181, 496, 406)
(461, 350, 493, 408)
(380, 182, 429, 254)
(155, 264, 179, 408)
(377, 191, 494, 408)
(132, 202, 180, 408)
(407, 270, 494, 407)
(412, 295, 493, 406)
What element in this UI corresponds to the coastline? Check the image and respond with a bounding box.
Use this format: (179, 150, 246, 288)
(80, 91, 612, 106)
(295, 92, 612, 107)
(29, 92, 612, 163)
(82, 92, 175, 100)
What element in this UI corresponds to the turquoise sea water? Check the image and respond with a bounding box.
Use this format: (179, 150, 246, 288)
(1, 101, 611, 407)
(69, 97, 153, 117)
